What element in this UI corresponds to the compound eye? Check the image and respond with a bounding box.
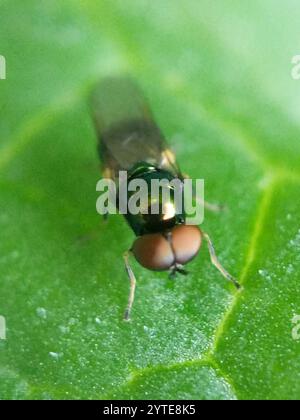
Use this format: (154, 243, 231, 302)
(171, 225, 202, 265)
(132, 233, 174, 271)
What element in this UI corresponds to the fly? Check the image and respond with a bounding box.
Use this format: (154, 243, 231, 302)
(90, 77, 240, 321)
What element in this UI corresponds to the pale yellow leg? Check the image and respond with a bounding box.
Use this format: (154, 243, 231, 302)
(197, 197, 226, 213)
(182, 173, 225, 213)
(202, 231, 241, 289)
(102, 166, 114, 179)
(123, 251, 137, 321)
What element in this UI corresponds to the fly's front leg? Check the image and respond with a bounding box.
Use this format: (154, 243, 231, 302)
(182, 173, 226, 213)
(123, 250, 137, 321)
(202, 231, 241, 290)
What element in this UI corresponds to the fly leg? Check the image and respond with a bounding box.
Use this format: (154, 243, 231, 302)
(101, 166, 114, 222)
(202, 231, 241, 289)
(160, 148, 178, 173)
(196, 197, 226, 213)
(169, 264, 189, 279)
(123, 250, 137, 321)
(183, 173, 226, 213)
(160, 150, 224, 212)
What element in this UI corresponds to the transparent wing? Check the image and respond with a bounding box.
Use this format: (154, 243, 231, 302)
(90, 77, 182, 179)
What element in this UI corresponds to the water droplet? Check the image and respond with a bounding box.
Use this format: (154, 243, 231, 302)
(49, 352, 62, 361)
(59, 325, 70, 334)
(36, 308, 47, 319)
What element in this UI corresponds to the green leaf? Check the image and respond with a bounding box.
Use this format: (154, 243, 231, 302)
(1, 0, 300, 400)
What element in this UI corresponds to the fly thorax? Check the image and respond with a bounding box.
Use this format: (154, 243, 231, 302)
(120, 162, 185, 236)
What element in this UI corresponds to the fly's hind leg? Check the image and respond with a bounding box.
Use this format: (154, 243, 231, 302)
(123, 250, 137, 321)
(202, 231, 241, 290)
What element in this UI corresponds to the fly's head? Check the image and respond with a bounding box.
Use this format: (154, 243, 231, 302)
(132, 224, 202, 273)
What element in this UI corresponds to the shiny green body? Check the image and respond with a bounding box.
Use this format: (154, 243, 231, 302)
(125, 161, 185, 236)
(91, 77, 186, 237)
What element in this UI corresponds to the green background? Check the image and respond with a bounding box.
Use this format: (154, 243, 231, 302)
(1, 0, 300, 400)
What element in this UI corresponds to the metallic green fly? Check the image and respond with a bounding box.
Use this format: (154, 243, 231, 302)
(90, 77, 240, 320)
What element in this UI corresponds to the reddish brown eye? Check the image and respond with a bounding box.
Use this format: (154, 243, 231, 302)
(132, 233, 174, 271)
(171, 225, 202, 265)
